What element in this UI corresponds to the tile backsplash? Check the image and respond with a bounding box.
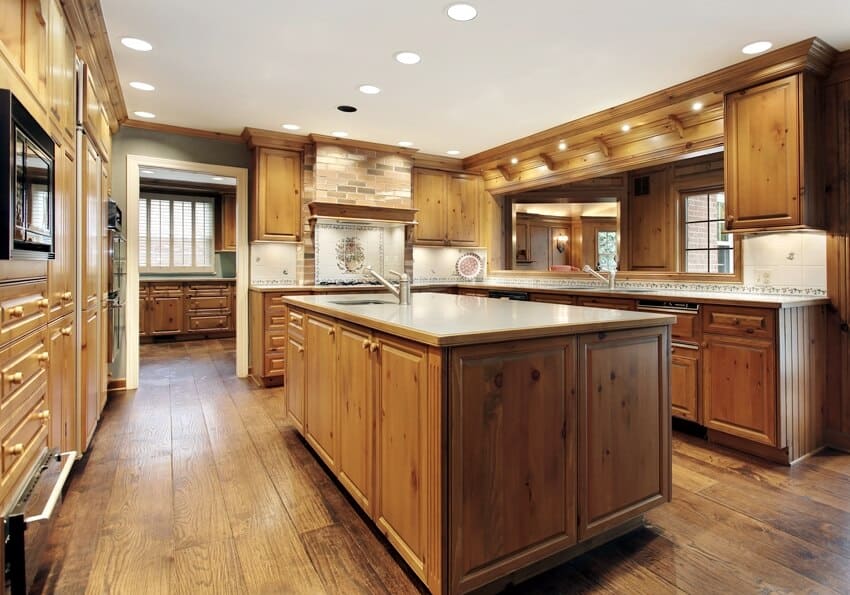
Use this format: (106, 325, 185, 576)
(742, 231, 826, 290)
(413, 246, 488, 282)
(250, 242, 298, 285)
(314, 221, 405, 284)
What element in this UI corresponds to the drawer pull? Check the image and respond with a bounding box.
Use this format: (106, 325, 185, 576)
(61, 326, 72, 336)
(35, 409, 50, 421)
(370, 342, 380, 353)
(61, 291, 72, 301)
(362, 339, 371, 350)
(328, 328, 335, 337)
(37, 298, 49, 309)
(7, 443, 24, 456)
(297, 345, 305, 354)
(38, 352, 50, 365)
(8, 372, 24, 384)
(8, 306, 24, 318)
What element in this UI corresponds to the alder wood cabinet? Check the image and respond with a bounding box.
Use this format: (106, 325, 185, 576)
(140, 281, 235, 340)
(250, 147, 302, 242)
(413, 169, 482, 246)
(215, 192, 237, 252)
(724, 73, 823, 232)
(284, 295, 672, 594)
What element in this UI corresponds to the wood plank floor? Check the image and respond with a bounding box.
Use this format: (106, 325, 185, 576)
(32, 338, 850, 594)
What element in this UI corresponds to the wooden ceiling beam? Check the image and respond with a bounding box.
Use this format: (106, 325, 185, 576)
(668, 114, 685, 139)
(497, 165, 516, 182)
(539, 153, 557, 171)
(595, 138, 611, 158)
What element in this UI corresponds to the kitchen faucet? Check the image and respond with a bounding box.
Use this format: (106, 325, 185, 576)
(366, 266, 411, 305)
(582, 264, 617, 290)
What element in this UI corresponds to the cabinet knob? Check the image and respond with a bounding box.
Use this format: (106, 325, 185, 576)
(61, 291, 72, 301)
(297, 345, 305, 354)
(702, 342, 708, 349)
(8, 306, 24, 318)
(8, 372, 23, 384)
(370, 342, 380, 353)
(61, 326, 72, 336)
(38, 352, 50, 365)
(328, 328, 336, 337)
(35, 409, 50, 421)
(362, 339, 371, 350)
(37, 298, 49, 309)
(726, 216, 735, 225)
(6, 443, 23, 456)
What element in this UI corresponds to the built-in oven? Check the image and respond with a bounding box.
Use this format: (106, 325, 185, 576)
(0, 90, 55, 260)
(107, 201, 125, 368)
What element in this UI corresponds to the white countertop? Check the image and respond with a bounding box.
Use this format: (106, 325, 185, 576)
(283, 292, 675, 347)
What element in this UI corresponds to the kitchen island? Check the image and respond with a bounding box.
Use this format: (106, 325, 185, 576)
(281, 292, 674, 594)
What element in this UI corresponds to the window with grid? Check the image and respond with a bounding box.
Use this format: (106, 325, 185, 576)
(139, 195, 214, 273)
(596, 230, 618, 272)
(682, 189, 733, 273)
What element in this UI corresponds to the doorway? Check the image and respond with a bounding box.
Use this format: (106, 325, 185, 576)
(124, 155, 249, 390)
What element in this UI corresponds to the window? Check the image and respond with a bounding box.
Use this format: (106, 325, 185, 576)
(139, 195, 214, 272)
(682, 189, 733, 273)
(596, 230, 618, 271)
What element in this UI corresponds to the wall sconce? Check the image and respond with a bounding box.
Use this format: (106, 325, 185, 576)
(555, 234, 569, 253)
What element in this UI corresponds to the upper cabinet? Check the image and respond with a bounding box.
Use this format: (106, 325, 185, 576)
(83, 66, 112, 161)
(413, 169, 481, 246)
(215, 192, 237, 252)
(724, 73, 822, 232)
(47, 0, 75, 143)
(250, 147, 302, 242)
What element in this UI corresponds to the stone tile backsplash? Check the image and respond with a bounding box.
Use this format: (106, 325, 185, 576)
(413, 246, 488, 282)
(742, 231, 826, 290)
(314, 143, 412, 206)
(314, 221, 405, 284)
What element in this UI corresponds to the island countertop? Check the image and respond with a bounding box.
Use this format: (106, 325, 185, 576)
(282, 292, 675, 347)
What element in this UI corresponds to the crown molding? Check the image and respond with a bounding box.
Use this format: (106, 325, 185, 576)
(241, 127, 312, 151)
(124, 119, 245, 143)
(310, 134, 419, 157)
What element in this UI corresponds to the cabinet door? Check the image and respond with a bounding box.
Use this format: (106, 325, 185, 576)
(285, 335, 306, 432)
(304, 315, 337, 470)
(216, 193, 237, 251)
(375, 334, 429, 577)
(578, 326, 670, 539)
(0, 2, 24, 69)
(413, 169, 448, 244)
(139, 296, 148, 336)
(337, 323, 374, 515)
(446, 174, 480, 245)
(23, 0, 48, 99)
(725, 75, 801, 230)
(252, 148, 301, 241)
(82, 137, 101, 310)
(449, 338, 576, 593)
(628, 169, 672, 270)
(671, 344, 700, 422)
(81, 309, 99, 449)
(515, 221, 529, 263)
(703, 333, 777, 446)
(48, 145, 75, 320)
(149, 295, 183, 335)
(528, 225, 550, 271)
(48, 0, 75, 141)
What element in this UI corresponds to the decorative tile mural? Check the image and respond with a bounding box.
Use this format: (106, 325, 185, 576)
(314, 221, 404, 284)
(413, 246, 488, 282)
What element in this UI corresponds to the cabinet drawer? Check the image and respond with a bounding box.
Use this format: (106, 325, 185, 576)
(266, 293, 289, 308)
(1, 389, 48, 485)
(670, 312, 700, 341)
(268, 312, 287, 329)
(148, 283, 183, 297)
(0, 282, 49, 347)
(185, 283, 231, 296)
(576, 296, 636, 310)
(186, 296, 230, 311)
(530, 293, 575, 305)
(288, 309, 304, 331)
(187, 315, 230, 332)
(265, 354, 286, 376)
(703, 306, 775, 338)
(266, 331, 286, 352)
(0, 329, 49, 418)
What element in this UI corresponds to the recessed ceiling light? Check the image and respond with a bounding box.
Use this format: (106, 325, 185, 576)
(121, 37, 152, 52)
(692, 101, 704, 111)
(129, 81, 155, 91)
(359, 85, 381, 95)
(447, 3, 478, 21)
(212, 177, 224, 181)
(446, 149, 460, 156)
(395, 51, 421, 65)
(282, 123, 300, 131)
(331, 131, 349, 137)
(510, 157, 518, 165)
(558, 141, 567, 151)
(621, 124, 631, 132)
(398, 141, 414, 147)
(134, 111, 156, 119)
(141, 169, 155, 175)
(742, 41, 772, 55)
(337, 105, 358, 113)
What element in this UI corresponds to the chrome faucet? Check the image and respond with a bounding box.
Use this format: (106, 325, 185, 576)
(582, 264, 617, 290)
(366, 266, 411, 305)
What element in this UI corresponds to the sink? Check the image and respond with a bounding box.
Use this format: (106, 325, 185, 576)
(329, 299, 395, 305)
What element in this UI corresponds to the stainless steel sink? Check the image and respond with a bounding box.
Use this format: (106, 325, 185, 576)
(329, 299, 395, 305)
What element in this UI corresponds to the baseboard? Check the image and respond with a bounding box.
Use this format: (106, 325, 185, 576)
(107, 379, 126, 391)
(707, 430, 791, 465)
(825, 429, 850, 454)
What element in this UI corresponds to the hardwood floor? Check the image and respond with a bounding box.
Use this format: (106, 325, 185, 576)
(33, 339, 850, 594)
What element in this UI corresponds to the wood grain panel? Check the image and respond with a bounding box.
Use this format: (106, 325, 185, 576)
(304, 314, 337, 471)
(251, 147, 302, 241)
(412, 168, 448, 244)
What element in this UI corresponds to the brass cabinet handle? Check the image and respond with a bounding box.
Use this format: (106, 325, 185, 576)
(61, 326, 72, 336)
(35, 409, 50, 421)
(61, 291, 72, 301)
(370, 341, 380, 353)
(297, 345, 305, 354)
(37, 298, 49, 309)
(6, 443, 23, 456)
(328, 327, 335, 337)
(8, 306, 24, 318)
(38, 352, 50, 365)
(362, 339, 371, 350)
(8, 372, 24, 384)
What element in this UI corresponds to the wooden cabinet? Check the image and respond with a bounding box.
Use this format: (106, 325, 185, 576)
(0, 0, 48, 100)
(285, 332, 305, 432)
(139, 293, 149, 337)
(412, 169, 481, 246)
(47, 144, 75, 321)
(81, 309, 99, 448)
(725, 74, 822, 231)
(304, 314, 338, 471)
(448, 338, 577, 592)
(578, 326, 670, 539)
(249, 291, 294, 387)
(576, 296, 636, 310)
(250, 147, 302, 241)
(47, 0, 75, 142)
(671, 343, 700, 422)
(531, 292, 575, 305)
(47, 317, 73, 450)
(141, 282, 234, 339)
(215, 192, 237, 251)
(148, 286, 184, 336)
(83, 65, 111, 160)
(185, 283, 232, 333)
(82, 136, 101, 311)
(336, 323, 374, 515)
(626, 168, 673, 270)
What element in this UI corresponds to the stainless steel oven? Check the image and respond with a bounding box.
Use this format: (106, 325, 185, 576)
(0, 90, 55, 260)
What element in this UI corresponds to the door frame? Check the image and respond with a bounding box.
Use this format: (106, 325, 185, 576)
(125, 155, 249, 389)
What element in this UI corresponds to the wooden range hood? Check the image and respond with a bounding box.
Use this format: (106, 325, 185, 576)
(307, 202, 419, 235)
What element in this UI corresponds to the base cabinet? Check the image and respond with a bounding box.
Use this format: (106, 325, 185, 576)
(304, 314, 338, 471)
(47, 317, 75, 451)
(285, 333, 305, 431)
(81, 309, 99, 449)
(671, 344, 700, 422)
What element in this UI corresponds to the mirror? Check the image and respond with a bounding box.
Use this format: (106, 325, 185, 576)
(502, 151, 739, 276)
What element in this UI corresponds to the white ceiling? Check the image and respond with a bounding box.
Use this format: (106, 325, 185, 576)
(101, 0, 850, 158)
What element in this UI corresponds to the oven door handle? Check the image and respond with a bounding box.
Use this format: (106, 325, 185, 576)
(24, 450, 77, 524)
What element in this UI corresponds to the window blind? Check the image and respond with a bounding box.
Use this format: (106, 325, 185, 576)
(139, 195, 215, 273)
